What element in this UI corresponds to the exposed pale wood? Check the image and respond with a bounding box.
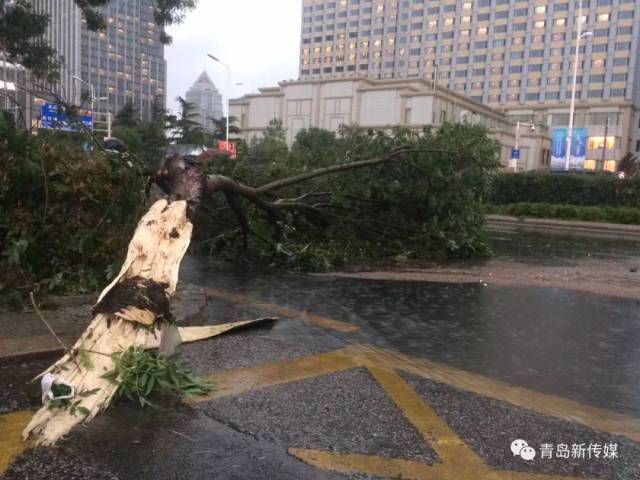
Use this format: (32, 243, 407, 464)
(144, 318, 278, 350)
(23, 200, 193, 446)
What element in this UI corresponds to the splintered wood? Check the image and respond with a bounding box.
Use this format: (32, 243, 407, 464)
(23, 200, 193, 446)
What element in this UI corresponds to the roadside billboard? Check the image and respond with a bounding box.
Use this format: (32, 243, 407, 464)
(40, 103, 93, 132)
(570, 128, 588, 172)
(218, 140, 237, 159)
(550, 127, 588, 171)
(550, 128, 567, 171)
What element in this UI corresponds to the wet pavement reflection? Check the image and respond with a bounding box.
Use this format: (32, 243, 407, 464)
(180, 231, 640, 419)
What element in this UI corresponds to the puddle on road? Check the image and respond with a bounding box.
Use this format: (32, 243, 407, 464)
(489, 230, 640, 267)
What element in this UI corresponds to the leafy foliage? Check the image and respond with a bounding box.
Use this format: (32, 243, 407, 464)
(0, 0, 60, 79)
(112, 96, 169, 168)
(171, 96, 205, 145)
(209, 116, 241, 141)
(72, 0, 197, 44)
(618, 153, 639, 178)
(0, 113, 146, 306)
(0, 0, 196, 83)
(491, 172, 640, 207)
(103, 347, 214, 407)
(194, 122, 500, 269)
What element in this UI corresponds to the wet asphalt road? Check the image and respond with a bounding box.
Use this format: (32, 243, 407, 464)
(181, 254, 640, 418)
(3, 231, 640, 479)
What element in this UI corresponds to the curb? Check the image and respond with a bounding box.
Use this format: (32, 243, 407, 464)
(487, 215, 640, 241)
(0, 284, 208, 364)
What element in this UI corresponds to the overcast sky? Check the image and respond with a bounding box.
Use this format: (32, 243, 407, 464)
(165, 0, 302, 115)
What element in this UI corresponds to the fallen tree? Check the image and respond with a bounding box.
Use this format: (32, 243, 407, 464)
(187, 123, 501, 268)
(22, 122, 499, 445)
(22, 155, 269, 445)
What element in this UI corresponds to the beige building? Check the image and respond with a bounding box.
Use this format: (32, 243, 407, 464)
(300, 0, 640, 170)
(230, 77, 550, 171)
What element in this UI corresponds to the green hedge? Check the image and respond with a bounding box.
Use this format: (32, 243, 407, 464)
(1, 113, 146, 305)
(491, 172, 640, 207)
(489, 203, 640, 225)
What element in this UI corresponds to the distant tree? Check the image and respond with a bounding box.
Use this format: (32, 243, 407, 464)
(249, 118, 288, 162)
(0, 0, 60, 80)
(172, 96, 205, 145)
(113, 101, 140, 128)
(209, 115, 240, 141)
(618, 152, 638, 177)
(290, 127, 338, 168)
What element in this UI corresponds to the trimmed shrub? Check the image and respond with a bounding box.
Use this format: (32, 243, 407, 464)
(489, 203, 640, 225)
(491, 172, 640, 207)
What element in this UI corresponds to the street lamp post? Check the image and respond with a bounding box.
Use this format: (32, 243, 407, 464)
(72, 75, 95, 113)
(207, 54, 232, 144)
(511, 120, 536, 172)
(566, 2, 593, 171)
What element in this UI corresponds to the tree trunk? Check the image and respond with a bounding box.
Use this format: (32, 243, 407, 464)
(23, 199, 193, 446)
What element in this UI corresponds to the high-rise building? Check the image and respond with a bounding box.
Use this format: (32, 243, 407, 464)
(0, 56, 35, 128)
(300, 0, 640, 171)
(185, 71, 224, 132)
(33, 0, 166, 121)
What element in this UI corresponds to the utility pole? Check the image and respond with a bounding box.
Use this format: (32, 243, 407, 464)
(566, 1, 593, 171)
(601, 115, 610, 170)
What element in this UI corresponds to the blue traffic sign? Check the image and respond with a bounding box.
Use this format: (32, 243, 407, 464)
(511, 148, 520, 159)
(40, 103, 93, 132)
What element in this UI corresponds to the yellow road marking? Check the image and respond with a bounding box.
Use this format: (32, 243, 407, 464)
(289, 449, 591, 480)
(201, 288, 640, 443)
(355, 346, 640, 444)
(187, 344, 362, 403)
(0, 410, 33, 475)
(193, 343, 640, 444)
(367, 366, 486, 469)
(204, 287, 359, 333)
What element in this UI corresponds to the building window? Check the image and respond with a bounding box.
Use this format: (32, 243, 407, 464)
(588, 136, 615, 149)
(525, 93, 539, 101)
(611, 88, 626, 96)
(618, 10, 634, 19)
(597, 13, 610, 22)
(535, 5, 546, 14)
(588, 90, 603, 98)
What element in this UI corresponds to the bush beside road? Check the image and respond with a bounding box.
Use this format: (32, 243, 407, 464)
(488, 203, 640, 225)
(491, 172, 640, 207)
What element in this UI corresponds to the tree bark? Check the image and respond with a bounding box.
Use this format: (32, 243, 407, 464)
(23, 200, 193, 445)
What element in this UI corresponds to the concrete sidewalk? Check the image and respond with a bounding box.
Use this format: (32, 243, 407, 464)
(0, 284, 206, 362)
